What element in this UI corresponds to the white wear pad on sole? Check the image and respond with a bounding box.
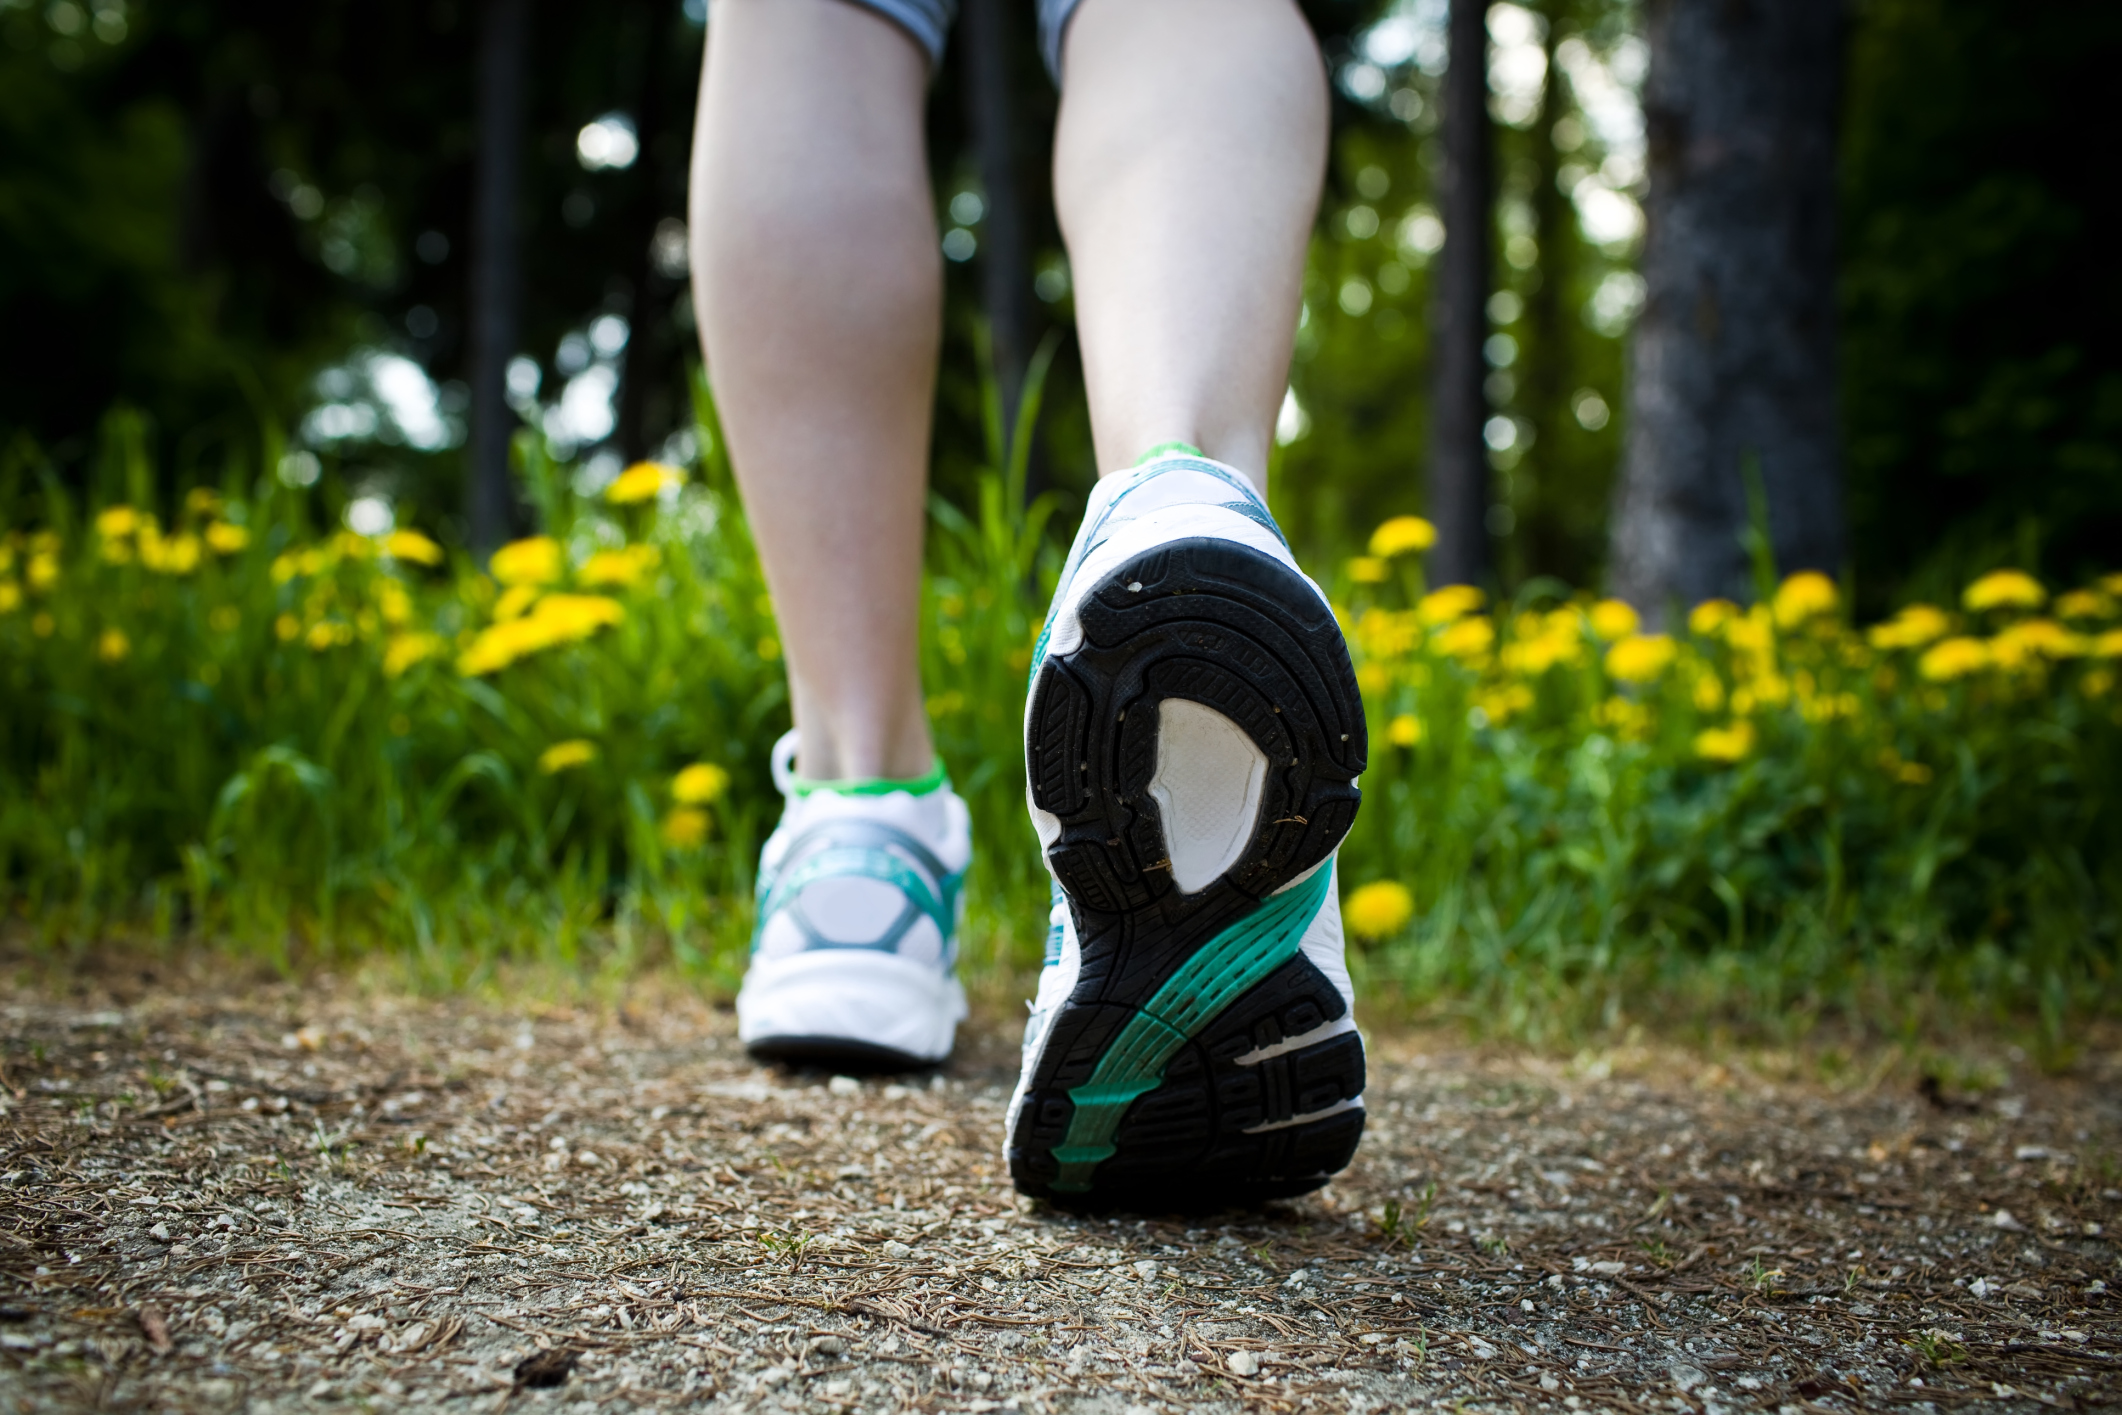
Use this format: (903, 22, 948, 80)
(1147, 698, 1267, 894)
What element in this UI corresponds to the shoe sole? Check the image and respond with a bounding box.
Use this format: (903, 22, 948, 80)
(738, 950, 964, 1071)
(1009, 537, 1368, 1207)
(746, 1036, 938, 1073)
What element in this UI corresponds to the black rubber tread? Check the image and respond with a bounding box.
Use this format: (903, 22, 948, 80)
(1009, 538, 1368, 1209)
(746, 1035, 939, 1074)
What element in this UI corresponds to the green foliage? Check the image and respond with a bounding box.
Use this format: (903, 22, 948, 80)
(1281, 0, 1638, 588)
(1841, 0, 2122, 610)
(1335, 559, 2122, 1046)
(4, 393, 2118, 1040)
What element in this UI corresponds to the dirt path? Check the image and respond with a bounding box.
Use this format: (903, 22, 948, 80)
(1, 960, 2117, 1414)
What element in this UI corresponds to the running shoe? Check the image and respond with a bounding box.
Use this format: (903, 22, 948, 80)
(737, 729, 970, 1069)
(1006, 446, 1369, 1205)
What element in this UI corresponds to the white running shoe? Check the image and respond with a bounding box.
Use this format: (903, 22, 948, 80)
(737, 730, 970, 1069)
(1005, 447, 1369, 1205)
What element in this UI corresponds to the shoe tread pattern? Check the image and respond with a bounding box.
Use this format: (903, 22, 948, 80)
(1011, 538, 1368, 1207)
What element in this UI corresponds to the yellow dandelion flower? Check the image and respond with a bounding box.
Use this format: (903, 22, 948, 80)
(490, 536, 563, 587)
(274, 613, 301, 642)
(1356, 662, 1392, 694)
(1387, 714, 1423, 747)
(385, 529, 445, 565)
(494, 584, 540, 623)
(1344, 880, 1414, 940)
(606, 461, 683, 505)
(204, 521, 250, 554)
(2055, 589, 2111, 621)
(1988, 618, 2085, 670)
(1772, 570, 1838, 627)
(1434, 616, 1495, 661)
(306, 621, 353, 651)
(672, 762, 731, 804)
(1692, 673, 1725, 712)
(383, 632, 443, 677)
(147, 532, 202, 575)
(1725, 607, 1775, 655)
(1589, 598, 1640, 640)
(1918, 636, 1989, 681)
(1500, 631, 1576, 675)
(97, 627, 130, 662)
(1876, 748, 1930, 784)
(1963, 569, 2044, 613)
(1476, 683, 1535, 724)
(536, 593, 625, 640)
(1688, 599, 1740, 636)
(1368, 515, 1438, 558)
(184, 487, 223, 516)
(1356, 608, 1420, 660)
(2093, 629, 2122, 660)
(2102, 573, 2122, 597)
(1349, 556, 1390, 584)
(376, 580, 414, 626)
(1694, 721, 1756, 763)
(2084, 668, 2115, 697)
(95, 506, 140, 539)
(456, 593, 625, 675)
(1604, 634, 1677, 683)
(1867, 604, 1951, 650)
(1595, 697, 1651, 738)
(539, 740, 598, 774)
(1417, 585, 1485, 625)
(579, 545, 661, 588)
(0, 581, 18, 614)
(661, 807, 711, 848)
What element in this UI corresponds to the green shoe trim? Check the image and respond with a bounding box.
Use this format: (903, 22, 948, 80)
(1049, 861, 1337, 1192)
(786, 758, 949, 798)
(1134, 440, 1206, 465)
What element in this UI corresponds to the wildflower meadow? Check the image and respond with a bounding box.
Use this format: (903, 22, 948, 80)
(3, 399, 2117, 1051)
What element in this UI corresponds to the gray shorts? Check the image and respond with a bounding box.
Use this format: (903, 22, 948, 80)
(849, 0, 1086, 81)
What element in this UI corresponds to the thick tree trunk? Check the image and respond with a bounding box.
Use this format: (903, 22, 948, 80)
(960, 0, 1035, 455)
(1610, 0, 1845, 619)
(1425, 0, 1493, 588)
(467, 0, 530, 552)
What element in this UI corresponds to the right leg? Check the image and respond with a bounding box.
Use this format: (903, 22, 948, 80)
(1005, 0, 1369, 1205)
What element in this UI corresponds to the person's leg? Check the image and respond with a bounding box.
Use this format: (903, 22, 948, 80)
(689, 0, 939, 783)
(1006, 1, 1367, 1205)
(1053, 0, 1329, 491)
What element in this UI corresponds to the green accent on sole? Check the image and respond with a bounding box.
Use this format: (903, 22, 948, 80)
(1134, 440, 1207, 465)
(787, 758, 949, 798)
(1049, 862, 1337, 1192)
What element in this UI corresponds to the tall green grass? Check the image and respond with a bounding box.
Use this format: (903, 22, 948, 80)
(2, 383, 2118, 1047)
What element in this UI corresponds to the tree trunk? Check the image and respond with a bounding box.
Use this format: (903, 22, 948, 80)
(1610, 0, 1845, 619)
(1515, 0, 1570, 585)
(1425, 0, 1493, 588)
(960, 0, 1035, 457)
(614, 0, 667, 465)
(467, 0, 530, 552)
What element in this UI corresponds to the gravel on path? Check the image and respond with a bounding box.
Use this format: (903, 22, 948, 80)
(1, 957, 2117, 1413)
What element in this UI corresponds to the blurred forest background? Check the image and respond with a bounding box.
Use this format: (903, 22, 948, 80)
(1, 0, 2119, 1041)
(4, 0, 2118, 603)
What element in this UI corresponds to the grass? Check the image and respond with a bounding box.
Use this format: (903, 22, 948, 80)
(2, 376, 2119, 1050)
